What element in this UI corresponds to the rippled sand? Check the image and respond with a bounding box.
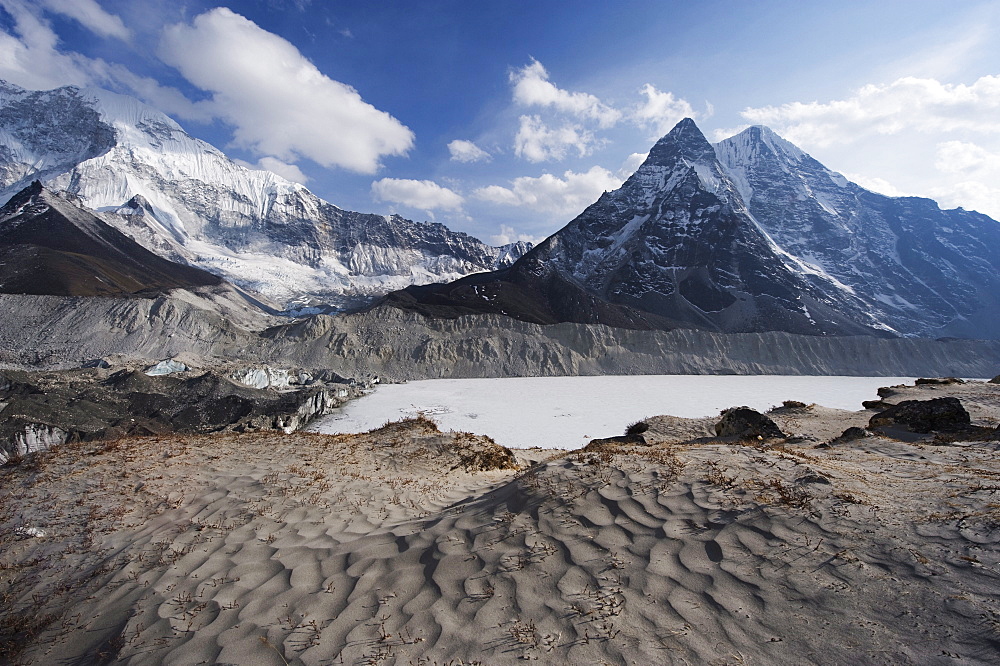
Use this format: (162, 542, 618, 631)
(3, 380, 1000, 664)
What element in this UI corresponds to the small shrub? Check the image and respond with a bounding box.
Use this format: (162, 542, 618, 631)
(457, 442, 518, 471)
(768, 400, 809, 412)
(625, 420, 650, 436)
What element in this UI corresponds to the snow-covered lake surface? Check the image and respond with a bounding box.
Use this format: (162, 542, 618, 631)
(309, 375, 915, 449)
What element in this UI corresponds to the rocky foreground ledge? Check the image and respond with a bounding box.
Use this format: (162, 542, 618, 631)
(2, 379, 1000, 664)
(0, 363, 364, 464)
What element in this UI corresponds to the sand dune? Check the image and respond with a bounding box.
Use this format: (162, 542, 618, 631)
(3, 381, 1000, 664)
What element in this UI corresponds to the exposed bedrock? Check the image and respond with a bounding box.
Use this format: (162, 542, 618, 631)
(2, 293, 997, 381)
(0, 366, 360, 463)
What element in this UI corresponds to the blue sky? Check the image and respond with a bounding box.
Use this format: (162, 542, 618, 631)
(2, 1, 999, 244)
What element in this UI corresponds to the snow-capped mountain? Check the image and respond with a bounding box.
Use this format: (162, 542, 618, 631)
(715, 125, 1000, 338)
(0, 181, 223, 297)
(387, 119, 1000, 338)
(0, 81, 529, 311)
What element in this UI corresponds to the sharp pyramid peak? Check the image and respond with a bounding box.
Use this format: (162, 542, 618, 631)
(654, 117, 710, 147)
(643, 117, 717, 167)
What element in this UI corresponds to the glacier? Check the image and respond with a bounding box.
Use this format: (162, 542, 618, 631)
(0, 81, 529, 311)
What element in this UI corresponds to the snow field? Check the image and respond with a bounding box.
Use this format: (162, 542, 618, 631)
(310, 374, 917, 449)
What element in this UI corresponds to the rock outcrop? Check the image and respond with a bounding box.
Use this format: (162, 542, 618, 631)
(715, 407, 786, 439)
(4, 297, 1000, 380)
(868, 398, 971, 434)
(0, 367, 360, 463)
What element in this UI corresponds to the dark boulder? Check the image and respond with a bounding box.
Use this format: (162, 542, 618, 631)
(868, 397, 970, 433)
(833, 426, 869, 443)
(715, 407, 785, 439)
(587, 433, 648, 447)
(990, 375, 1000, 384)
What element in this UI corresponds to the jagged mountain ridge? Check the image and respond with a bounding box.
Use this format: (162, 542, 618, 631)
(387, 119, 1000, 338)
(715, 126, 1000, 338)
(0, 182, 222, 297)
(388, 120, 886, 336)
(0, 81, 529, 311)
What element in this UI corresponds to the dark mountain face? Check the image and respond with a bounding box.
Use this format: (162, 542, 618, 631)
(385, 120, 891, 337)
(0, 182, 222, 297)
(715, 126, 1000, 338)
(386, 119, 1000, 339)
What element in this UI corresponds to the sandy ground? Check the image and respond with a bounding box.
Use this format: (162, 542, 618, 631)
(3, 380, 1000, 664)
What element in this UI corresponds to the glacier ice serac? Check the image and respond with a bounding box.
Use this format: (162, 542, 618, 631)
(386, 118, 1000, 339)
(0, 81, 529, 312)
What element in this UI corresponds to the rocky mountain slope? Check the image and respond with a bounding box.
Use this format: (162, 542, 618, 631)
(0, 182, 222, 297)
(715, 125, 1000, 338)
(3, 293, 998, 380)
(387, 119, 1000, 339)
(0, 81, 528, 311)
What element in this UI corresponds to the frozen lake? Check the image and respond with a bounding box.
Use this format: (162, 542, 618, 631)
(309, 375, 915, 449)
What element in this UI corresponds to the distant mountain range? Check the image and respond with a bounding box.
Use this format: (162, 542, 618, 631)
(0, 81, 529, 312)
(387, 119, 1000, 339)
(2, 80, 999, 340)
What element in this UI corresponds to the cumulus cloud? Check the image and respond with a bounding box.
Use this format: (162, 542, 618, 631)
(618, 152, 648, 179)
(727, 75, 1000, 220)
(371, 178, 464, 212)
(930, 141, 1000, 218)
(103, 63, 214, 122)
(514, 115, 597, 162)
(935, 140, 1000, 174)
(511, 59, 621, 127)
(0, 0, 95, 89)
(0, 0, 215, 125)
(490, 224, 541, 246)
(842, 173, 910, 198)
(37, 0, 130, 40)
(738, 75, 1000, 148)
(632, 84, 697, 138)
(234, 156, 310, 185)
(474, 165, 622, 217)
(506, 59, 697, 162)
(159, 8, 414, 174)
(448, 139, 491, 163)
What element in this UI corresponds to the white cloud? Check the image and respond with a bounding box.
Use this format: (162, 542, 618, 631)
(474, 165, 623, 217)
(37, 0, 130, 41)
(0, 0, 95, 89)
(738, 75, 1000, 148)
(159, 8, 413, 174)
(511, 59, 621, 127)
(930, 180, 1000, 219)
(0, 0, 212, 124)
(930, 141, 1000, 217)
(618, 152, 648, 180)
(728, 75, 1000, 220)
(935, 140, 1000, 174)
(102, 63, 213, 122)
(371, 178, 464, 212)
(490, 224, 542, 246)
(448, 139, 490, 163)
(841, 173, 911, 198)
(514, 115, 597, 162)
(631, 84, 697, 138)
(235, 156, 310, 185)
